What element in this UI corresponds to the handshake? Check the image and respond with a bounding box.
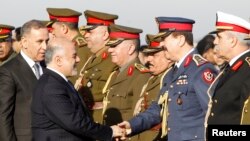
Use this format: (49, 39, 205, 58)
(111, 121, 132, 140)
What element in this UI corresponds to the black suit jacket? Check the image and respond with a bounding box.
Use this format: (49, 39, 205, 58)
(31, 69, 112, 141)
(0, 54, 38, 141)
(208, 51, 250, 124)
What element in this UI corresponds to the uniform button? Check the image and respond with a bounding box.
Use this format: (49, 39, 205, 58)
(168, 98, 172, 102)
(211, 113, 214, 116)
(104, 115, 107, 118)
(170, 85, 173, 88)
(92, 73, 95, 76)
(178, 91, 181, 94)
(116, 94, 119, 96)
(214, 99, 218, 103)
(145, 92, 149, 95)
(245, 109, 248, 113)
(195, 135, 197, 138)
(110, 87, 113, 90)
(168, 128, 171, 131)
(84, 70, 88, 74)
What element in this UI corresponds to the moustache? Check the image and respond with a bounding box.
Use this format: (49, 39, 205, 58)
(145, 62, 152, 68)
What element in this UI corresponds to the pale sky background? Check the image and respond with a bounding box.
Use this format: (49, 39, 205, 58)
(2, 0, 250, 43)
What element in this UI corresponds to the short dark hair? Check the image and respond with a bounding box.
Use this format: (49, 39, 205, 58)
(196, 34, 215, 55)
(21, 20, 46, 37)
(172, 31, 194, 46)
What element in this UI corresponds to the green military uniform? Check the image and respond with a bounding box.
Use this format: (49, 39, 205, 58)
(0, 24, 16, 66)
(131, 34, 171, 141)
(77, 47, 117, 123)
(75, 10, 119, 123)
(103, 58, 150, 126)
(241, 96, 250, 124)
(102, 24, 151, 127)
(0, 52, 17, 66)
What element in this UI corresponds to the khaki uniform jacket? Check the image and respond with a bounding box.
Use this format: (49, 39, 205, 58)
(103, 58, 150, 126)
(132, 73, 166, 141)
(77, 49, 118, 123)
(0, 52, 17, 66)
(69, 33, 92, 84)
(241, 96, 250, 124)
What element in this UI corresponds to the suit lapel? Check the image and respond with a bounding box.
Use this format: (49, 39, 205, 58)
(17, 54, 37, 81)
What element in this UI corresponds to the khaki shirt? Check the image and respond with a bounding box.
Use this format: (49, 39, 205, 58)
(103, 58, 150, 126)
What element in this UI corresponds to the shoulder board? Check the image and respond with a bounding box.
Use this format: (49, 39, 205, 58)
(192, 54, 207, 67)
(135, 63, 150, 73)
(245, 57, 250, 66)
(75, 36, 87, 48)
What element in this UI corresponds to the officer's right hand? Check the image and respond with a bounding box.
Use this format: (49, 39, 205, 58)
(117, 121, 132, 135)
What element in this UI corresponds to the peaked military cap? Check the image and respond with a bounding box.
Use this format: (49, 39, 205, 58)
(80, 10, 118, 30)
(47, 8, 82, 25)
(106, 24, 142, 47)
(142, 34, 163, 53)
(155, 17, 195, 39)
(245, 35, 250, 40)
(210, 11, 250, 35)
(0, 24, 15, 40)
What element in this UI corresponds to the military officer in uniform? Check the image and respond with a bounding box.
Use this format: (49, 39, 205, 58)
(206, 11, 250, 125)
(46, 8, 91, 84)
(75, 10, 119, 123)
(102, 24, 150, 128)
(241, 35, 250, 124)
(0, 24, 16, 66)
(119, 17, 217, 141)
(132, 34, 174, 141)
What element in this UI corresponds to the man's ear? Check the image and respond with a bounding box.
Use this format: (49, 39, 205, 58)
(128, 43, 136, 55)
(103, 30, 110, 41)
(62, 24, 68, 34)
(230, 36, 238, 48)
(178, 34, 186, 47)
(21, 36, 27, 49)
(55, 56, 63, 66)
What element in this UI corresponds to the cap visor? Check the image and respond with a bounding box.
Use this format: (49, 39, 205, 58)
(244, 36, 250, 40)
(154, 31, 172, 41)
(142, 47, 163, 53)
(106, 39, 124, 47)
(79, 25, 97, 31)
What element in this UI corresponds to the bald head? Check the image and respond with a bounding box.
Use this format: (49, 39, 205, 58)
(45, 37, 74, 65)
(45, 37, 80, 77)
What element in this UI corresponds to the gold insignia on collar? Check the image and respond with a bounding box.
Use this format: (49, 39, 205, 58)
(75, 36, 87, 47)
(193, 54, 207, 66)
(245, 57, 250, 66)
(135, 63, 150, 73)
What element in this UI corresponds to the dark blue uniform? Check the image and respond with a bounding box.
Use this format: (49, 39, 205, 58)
(129, 50, 217, 141)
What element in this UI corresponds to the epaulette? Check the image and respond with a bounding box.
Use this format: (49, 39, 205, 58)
(135, 63, 150, 73)
(245, 57, 250, 66)
(192, 54, 207, 67)
(75, 36, 87, 48)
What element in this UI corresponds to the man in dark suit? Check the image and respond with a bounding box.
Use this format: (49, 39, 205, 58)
(207, 11, 250, 125)
(31, 37, 123, 141)
(0, 20, 49, 141)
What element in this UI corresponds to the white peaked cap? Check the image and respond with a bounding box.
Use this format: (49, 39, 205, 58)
(215, 11, 250, 34)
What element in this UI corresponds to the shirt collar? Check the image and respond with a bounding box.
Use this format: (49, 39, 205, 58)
(20, 50, 36, 68)
(47, 67, 68, 82)
(229, 50, 250, 66)
(176, 48, 194, 68)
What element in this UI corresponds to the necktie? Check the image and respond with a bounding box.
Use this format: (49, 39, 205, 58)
(33, 63, 41, 79)
(172, 65, 178, 74)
